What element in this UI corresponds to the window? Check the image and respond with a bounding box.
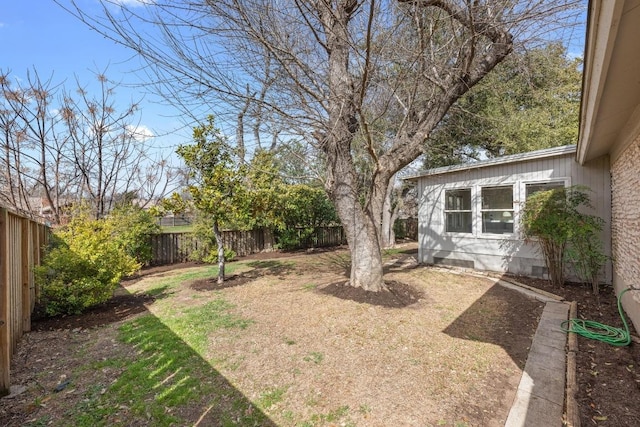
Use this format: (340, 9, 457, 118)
(445, 189, 472, 233)
(525, 181, 565, 198)
(481, 186, 514, 234)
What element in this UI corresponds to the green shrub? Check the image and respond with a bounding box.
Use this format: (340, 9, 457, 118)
(565, 215, 608, 295)
(275, 227, 316, 250)
(35, 211, 140, 316)
(274, 185, 339, 250)
(521, 185, 606, 289)
(186, 214, 236, 263)
(106, 204, 160, 264)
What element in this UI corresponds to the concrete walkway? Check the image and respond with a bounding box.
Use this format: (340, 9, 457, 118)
(504, 300, 570, 427)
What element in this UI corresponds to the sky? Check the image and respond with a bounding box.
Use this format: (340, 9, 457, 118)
(2, 0, 588, 163)
(0, 0, 188, 158)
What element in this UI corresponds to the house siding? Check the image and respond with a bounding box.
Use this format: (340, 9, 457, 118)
(610, 134, 640, 331)
(417, 150, 612, 281)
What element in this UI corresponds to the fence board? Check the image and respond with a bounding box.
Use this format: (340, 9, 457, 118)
(148, 226, 347, 266)
(148, 221, 418, 267)
(395, 218, 418, 240)
(0, 207, 48, 396)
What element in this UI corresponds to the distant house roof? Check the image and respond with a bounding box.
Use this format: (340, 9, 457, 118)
(403, 145, 577, 180)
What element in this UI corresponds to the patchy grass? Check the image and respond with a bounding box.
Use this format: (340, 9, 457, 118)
(303, 351, 324, 364)
(4, 244, 545, 427)
(167, 299, 253, 355)
(58, 297, 264, 426)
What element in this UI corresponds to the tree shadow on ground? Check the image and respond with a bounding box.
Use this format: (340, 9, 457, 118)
(190, 259, 297, 291)
(18, 284, 276, 427)
(442, 283, 545, 370)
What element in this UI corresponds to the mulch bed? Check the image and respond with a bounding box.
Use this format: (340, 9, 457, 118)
(319, 280, 424, 308)
(504, 275, 640, 427)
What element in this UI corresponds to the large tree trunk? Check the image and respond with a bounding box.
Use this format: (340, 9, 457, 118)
(319, 1, 388, 292)
(381, 178, 396, 249)
(332, 183, 385, 291)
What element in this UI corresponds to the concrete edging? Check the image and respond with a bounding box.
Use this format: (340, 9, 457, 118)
(565, 301, 580, 427)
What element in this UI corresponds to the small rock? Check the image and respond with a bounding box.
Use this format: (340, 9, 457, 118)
(54, 379, 71, 393)
(2, 385, 27, 399)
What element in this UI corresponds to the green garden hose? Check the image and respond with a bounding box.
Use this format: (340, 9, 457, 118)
(561, 287, 635, 347)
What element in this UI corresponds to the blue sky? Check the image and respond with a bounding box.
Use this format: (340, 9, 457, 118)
(0, 0, 188, 156)
(2, 1, 587, 160)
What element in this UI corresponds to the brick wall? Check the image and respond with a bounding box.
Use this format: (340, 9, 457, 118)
(611, 135, 640, 331)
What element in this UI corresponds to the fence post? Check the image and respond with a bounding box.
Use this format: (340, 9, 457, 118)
(0, 207, 10, 396)
(21, 218, 31, 333)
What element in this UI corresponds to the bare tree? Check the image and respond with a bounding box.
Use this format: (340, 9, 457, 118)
(0, 69, 73, 223)
(0, 68, 178, 223)
(63, 0, 582, 290)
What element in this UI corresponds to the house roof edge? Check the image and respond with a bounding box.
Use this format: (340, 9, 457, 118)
(402, 145, 577, 181)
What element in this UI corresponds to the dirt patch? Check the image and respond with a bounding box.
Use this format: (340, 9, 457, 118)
(319, 280, 424, 308)
(504, 275, 640, 427)
(31, 291, 155, 331)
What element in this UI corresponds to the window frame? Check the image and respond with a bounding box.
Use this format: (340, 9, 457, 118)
(524, 180, 568, 199)
(443, 188, 473, 234)
(480, 185, 515, 235)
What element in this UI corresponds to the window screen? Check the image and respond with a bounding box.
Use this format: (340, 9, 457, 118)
(444, 189, 472, 233)
(481, 186, 514, 234)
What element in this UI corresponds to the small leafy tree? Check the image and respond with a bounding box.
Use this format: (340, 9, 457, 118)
(187, 212, 237, 264)
(521, 186, 606, 289)
(176, 116, 248, 284)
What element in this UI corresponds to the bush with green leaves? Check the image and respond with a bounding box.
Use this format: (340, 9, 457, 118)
(521, 185, 607, 290)
(107, 204, 161, 264)
(274, 184, 339, 250)
(35, 211, 140, 316)
(565, 214, 608, 295)
(186, 213, 237, 263)
(276, 227, 317, 251)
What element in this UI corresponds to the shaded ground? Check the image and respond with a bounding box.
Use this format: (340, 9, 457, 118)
(504, 275, 640, 427)
(3, 245, 632, 426)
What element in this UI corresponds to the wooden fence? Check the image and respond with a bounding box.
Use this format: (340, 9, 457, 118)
(0, 207, 49, 396)
(148, 221, 417, 267)
(148, 225, 348, 266)
(395, 217, 418, 240)
(149, 228, 278, 266)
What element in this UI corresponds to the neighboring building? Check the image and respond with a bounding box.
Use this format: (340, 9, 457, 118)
(407, 0, 640, 332)
(406, 145, 612, 282)
(579, 0, 640, 331)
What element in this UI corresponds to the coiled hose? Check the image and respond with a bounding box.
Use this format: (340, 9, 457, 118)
(561, 287, 634, 347)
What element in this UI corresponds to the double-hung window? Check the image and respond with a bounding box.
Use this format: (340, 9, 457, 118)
(481, 186, 514, 234)
(445, 189, 472, 233)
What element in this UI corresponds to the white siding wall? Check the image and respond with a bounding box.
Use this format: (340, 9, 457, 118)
(417, 152, 612, 280)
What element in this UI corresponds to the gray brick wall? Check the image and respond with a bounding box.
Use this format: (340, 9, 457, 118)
(611, 136, 640, 331)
